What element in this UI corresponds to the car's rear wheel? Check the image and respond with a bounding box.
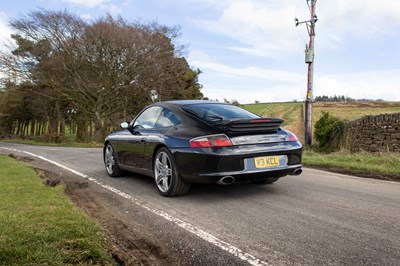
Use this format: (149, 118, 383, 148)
(104, 143, 123, 177)
(154, 147, 190, 197)
(252, 177, 280, 185)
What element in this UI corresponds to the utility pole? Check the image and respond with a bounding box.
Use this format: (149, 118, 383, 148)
(295, 0, 317, 145)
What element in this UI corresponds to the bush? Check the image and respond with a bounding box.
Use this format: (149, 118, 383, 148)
(314, 111, 347, 152)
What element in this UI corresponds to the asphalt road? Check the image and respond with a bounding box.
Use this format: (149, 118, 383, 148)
(2, 142, 400, 265)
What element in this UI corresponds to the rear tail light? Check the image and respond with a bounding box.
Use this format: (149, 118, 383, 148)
(189, 134, 233, 148)
(287, 131, 299, 142)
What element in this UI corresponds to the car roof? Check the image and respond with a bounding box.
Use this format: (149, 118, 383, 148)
(156, 100, 226, 106)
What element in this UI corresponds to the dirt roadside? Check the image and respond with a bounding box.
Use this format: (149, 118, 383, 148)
(3, 152, 184, 266)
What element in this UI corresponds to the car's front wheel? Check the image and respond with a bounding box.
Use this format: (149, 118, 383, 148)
(154, 147, 190, 197)
(104, 143, 123, 177)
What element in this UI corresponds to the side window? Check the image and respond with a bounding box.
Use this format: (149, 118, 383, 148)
(133, 106, 163, 129)
(155, 108, 181, 128)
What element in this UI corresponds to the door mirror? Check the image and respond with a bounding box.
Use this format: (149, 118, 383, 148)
(120, 122, 130, 129)
(133, 125, 144, 130)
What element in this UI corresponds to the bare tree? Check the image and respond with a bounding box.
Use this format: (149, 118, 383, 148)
(0, 10, 203, 142)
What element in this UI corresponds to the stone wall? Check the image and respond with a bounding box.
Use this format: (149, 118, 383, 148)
(346, 113, 400, 152)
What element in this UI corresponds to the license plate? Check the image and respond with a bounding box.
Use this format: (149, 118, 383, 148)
(254, 156, 280, 169)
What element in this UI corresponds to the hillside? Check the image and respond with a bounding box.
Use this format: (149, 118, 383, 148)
(243, 101, 400, 143)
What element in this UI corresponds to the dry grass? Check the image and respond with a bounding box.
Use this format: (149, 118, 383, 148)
(313, 102, 400, 125)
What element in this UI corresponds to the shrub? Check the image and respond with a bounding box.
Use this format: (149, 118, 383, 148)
(314, 111, 347, 152)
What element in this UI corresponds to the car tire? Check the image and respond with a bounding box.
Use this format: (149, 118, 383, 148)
(154, 147, 190, 197)
(104, 143, 123, 177)
(252, 177, 280, 185)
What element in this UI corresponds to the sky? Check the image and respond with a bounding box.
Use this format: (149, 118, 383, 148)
(0, 0, 399, 104)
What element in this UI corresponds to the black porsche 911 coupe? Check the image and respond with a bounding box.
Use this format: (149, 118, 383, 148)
(104, 100, 302, 197)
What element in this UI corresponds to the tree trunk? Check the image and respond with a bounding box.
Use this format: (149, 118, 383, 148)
(47, 117, 58, 141)
(59, 117, 65, 138)
(76, 118, 88, 142)
(93, 115, 105, 143)
(30, 121, 35, 136)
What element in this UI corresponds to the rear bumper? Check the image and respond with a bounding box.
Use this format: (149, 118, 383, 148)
(187, 164, 302, 184)
(171, 141, 302, 184)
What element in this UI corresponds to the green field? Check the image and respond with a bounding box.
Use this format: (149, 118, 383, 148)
(0, 156, 113, 265)
(243, 101, 400, 143)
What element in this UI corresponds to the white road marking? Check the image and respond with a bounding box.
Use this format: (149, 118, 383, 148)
(1, 146, 271, 266)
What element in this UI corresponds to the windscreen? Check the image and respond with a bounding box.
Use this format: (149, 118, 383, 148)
(182, 103, 259, 122)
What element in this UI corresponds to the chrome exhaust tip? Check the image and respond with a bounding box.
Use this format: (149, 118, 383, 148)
(290, 168, 302, 176)
(216, 176, 235, 185)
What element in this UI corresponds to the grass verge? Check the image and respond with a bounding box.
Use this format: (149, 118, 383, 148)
(302, 149, 400, 181)
(0, 156, 113, 265)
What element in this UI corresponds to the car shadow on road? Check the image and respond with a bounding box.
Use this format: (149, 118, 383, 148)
(109, 172, 285, 200)
(188, 182, 282, 199)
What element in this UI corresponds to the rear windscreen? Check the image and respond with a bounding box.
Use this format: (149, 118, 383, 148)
(182, 103, 259, 122)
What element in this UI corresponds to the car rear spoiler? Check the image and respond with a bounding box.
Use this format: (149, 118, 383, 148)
(214, 118, 284, 135)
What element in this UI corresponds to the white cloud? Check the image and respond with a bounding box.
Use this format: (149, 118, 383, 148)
(194, 0, 400, 57)
(157, 0, 236, 10)
(317, 0, 400, 49)
(200, 66, 400, 103)
(63, 0, 121, 14)
(189, 50, 215, 63)
(316, 69, 400, 101)
(196, 61, 303, 83)
(319, 0, 400, 35)
(189, 49, 400, 103)
(104, 4, 122, 15)
(79, 13, 93, 20)
(63, 0, 109, 8)
(0, 12, 12, 51)
(189, 49, 304, 83)
(196, 0, 300, 57)
(189, 49, 306, 103)
(204, 83, 304, 104)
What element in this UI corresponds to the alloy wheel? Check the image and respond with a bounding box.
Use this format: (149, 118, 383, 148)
(154, 151, 172, 193)
(105, 145, 115, 175)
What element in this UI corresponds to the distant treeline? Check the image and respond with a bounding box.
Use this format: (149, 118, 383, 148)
(314, 95, 385, 103)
